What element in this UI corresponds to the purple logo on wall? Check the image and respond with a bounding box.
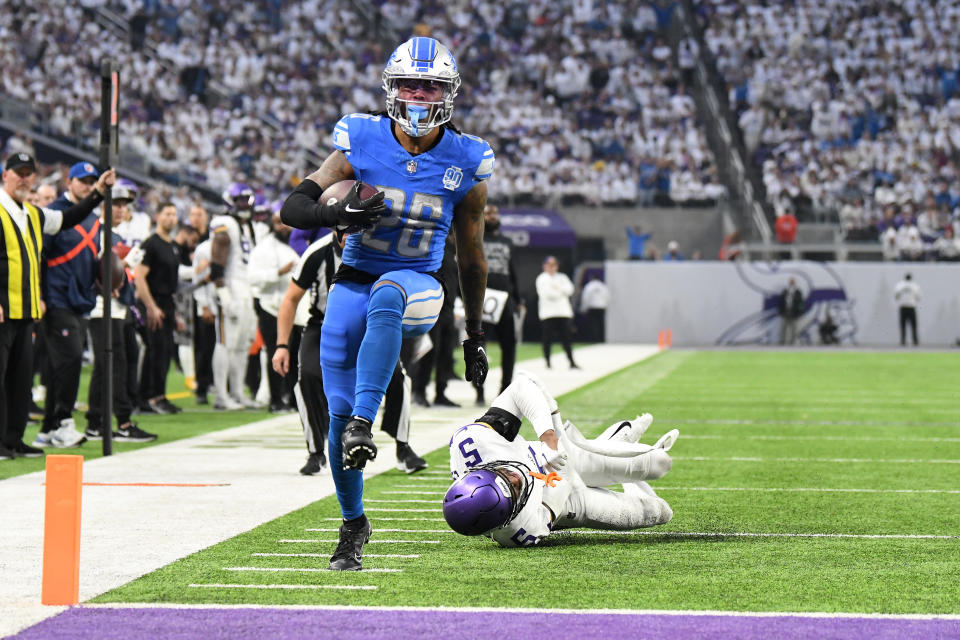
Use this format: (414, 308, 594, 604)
(716, 262, 858, 345)
(499, 209, 576, 248)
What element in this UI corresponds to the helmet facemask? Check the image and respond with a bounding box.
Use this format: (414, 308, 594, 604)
(443, 461, 533, 536)
(382, 37, 461, 138)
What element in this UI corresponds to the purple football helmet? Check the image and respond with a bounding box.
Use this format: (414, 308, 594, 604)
(443, 461, 533, 536)
(222, 182, 255, 219)
(115, 177, 138, 193)
(252, 193, 271, 222)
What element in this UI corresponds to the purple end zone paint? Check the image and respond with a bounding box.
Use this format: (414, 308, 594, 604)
(10, 607, 960, 640)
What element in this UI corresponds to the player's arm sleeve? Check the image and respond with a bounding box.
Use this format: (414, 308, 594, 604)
(42, 190, 105, 232)
(280, 152, 356, 230)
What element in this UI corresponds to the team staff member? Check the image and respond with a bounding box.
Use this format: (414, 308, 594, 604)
(134, 202, 183, 415)
(476, 204, 522, 405)
(248, 211, 299, 412)
(35, 162, 109, 449)
(536, 256, 578, 369)
(0, 153, 115, 460)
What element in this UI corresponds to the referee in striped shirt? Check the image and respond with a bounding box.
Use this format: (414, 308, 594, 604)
(0, 153, 115, 461)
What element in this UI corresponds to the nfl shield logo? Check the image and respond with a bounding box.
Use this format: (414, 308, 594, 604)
(406, 160, 418, 174)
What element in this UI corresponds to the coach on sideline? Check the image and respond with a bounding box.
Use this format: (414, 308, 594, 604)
(0, 153, 115, 461)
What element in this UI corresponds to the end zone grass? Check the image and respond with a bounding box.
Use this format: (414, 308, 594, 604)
(93, 351, 960, 614)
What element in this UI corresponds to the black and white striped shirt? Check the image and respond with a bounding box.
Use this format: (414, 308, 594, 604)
(291, 233, 340, 327)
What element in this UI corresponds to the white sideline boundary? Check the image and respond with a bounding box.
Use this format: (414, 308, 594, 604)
(0, 343, 659, 637)
(73, 602, 960, 621)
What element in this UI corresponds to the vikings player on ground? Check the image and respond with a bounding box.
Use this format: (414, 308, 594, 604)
(281, 37, 493, 570)
(209, 183, 260, 410)
(444, 371, 677, 547)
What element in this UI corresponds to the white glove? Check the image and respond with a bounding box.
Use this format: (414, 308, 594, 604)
(123, 246, 144, 268)
(215, 286, 233, 310)
(543, 439, 568, 471)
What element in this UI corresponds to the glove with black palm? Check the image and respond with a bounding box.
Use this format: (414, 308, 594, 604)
(323, 181, 386, 232)
(462, 328, 488, 385)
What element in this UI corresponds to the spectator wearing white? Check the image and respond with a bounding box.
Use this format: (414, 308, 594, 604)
(894, 273, 921, 347)
(933, 226, 960, 261)
(897, 225, 925, 261)
(536, 256, 578, 369)
(247, 212, 300, 412)
(579, 275, 610, 343)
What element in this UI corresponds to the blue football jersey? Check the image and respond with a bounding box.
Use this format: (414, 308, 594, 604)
(331, 113, 495, 275)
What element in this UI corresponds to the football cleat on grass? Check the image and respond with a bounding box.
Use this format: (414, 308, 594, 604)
(329, 516, 371, 571)
(396, 442, 428, 474)
(342, 416, 377, 471)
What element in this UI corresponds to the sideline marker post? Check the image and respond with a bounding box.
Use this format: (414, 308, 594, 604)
(666, 329, 673, 347)
(41, 455, 83, 605)
(657, 331, 665, 350)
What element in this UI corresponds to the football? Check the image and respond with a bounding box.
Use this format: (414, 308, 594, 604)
(99, 246, 127, 291)
(319, 179, 378, 207)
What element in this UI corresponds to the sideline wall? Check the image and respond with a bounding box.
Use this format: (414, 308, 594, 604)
(606, 261, 960, 347)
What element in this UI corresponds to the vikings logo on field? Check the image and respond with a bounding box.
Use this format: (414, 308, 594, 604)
(715, 261, 858, 345)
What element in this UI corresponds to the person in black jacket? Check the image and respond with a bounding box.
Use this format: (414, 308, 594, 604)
(778, 278, 805, 345)
(475, 204, 522, 405)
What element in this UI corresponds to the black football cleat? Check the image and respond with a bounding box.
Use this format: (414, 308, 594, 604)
(395, 442, 428, 474)
(329, 516, 372, 571)
(342, 416, 377, 471)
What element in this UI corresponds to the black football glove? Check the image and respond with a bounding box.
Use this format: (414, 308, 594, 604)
(327, 181, 386, 231)
(462, 328, 488, 384)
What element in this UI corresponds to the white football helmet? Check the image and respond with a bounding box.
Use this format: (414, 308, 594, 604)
(382, 37, 461, 137)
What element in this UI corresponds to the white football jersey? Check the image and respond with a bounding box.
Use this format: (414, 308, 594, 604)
(448, 423, 556, 547)
(209, 214, 256, 285)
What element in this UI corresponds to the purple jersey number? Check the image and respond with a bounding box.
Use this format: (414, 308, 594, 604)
(458, 438, 482, 467)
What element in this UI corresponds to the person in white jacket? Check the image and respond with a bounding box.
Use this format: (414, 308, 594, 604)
(535, 256, 578, 368)
(248, 212, 300, 411)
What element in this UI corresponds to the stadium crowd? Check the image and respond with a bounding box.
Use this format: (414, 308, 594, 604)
(0, 0, 722, 208)
(696, 0, 960, 254)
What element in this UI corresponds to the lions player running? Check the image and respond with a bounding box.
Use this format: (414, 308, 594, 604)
(444, 371, 677, 547)
(281, 37, 492, 571)
(209, 183, 260, 410)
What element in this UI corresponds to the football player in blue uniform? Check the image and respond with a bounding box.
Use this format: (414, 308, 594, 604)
(281, 37, 493, 570)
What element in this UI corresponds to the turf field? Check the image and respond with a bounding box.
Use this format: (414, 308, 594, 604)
(88, 349, 960, 617)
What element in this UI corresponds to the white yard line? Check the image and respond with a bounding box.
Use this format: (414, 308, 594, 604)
(0, 344, 659, 636)
(553, 530, 960, 540)
(673, 456, 960, 464)
(307, 528, 452, 534)
(680, 435, 960, 443)
(223, 567, 402, 573)
(74, 602, 960, 621)
(253, 553, 420, 559)
(656, 487, 960, 494)
(322, 517, 446, 523)
(188, 584, 377, 591)
(279, 539, 441, 544)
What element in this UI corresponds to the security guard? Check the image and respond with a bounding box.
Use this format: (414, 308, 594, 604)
(0, 153, 115, 460)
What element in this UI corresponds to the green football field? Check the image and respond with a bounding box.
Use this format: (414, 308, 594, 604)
(92, 350, 960, 614)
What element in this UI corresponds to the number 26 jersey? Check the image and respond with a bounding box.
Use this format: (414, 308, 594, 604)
(331, 113, 495, 275)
